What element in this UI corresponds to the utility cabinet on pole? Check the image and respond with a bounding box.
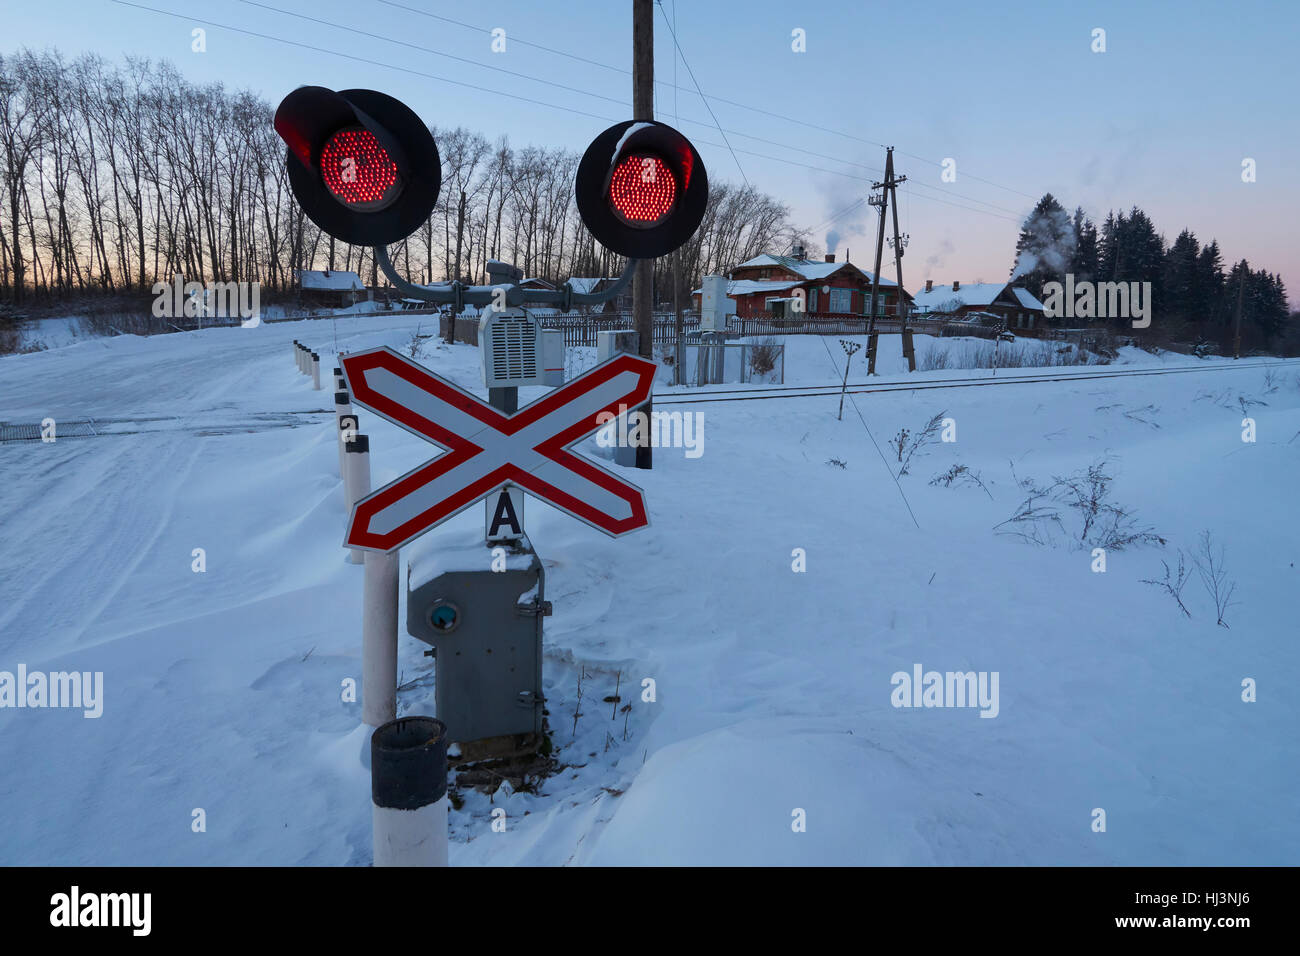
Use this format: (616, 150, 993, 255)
(406, 533, 550, 753)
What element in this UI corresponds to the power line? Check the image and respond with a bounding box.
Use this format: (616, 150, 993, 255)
(239, 0, 1025, 219)
(110, 1, 623, 124)
(112, 0, 1027, 230)
(374, 0, 628, 77)
(816, 334, 921, 529)
(372, 0, 1039, 202)
(241, 0, 632, 109)
(653, 1, 747, 187)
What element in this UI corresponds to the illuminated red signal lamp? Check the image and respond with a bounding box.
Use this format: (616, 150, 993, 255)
(608, 153, 677, 226)
(274, 86, 440, 246)
(575, 121, 707, 259)
(319, 127, 402, 210)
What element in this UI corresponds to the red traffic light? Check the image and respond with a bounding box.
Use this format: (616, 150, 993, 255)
(274, 87, 440, 246)
(575, 121, 707, 259)
(608, 153, 677, 226)
(320, 127, 402, 209)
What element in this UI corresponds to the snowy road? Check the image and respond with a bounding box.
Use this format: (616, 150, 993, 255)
(1, 318, 1297, 865)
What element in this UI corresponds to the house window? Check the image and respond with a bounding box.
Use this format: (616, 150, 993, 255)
(828, 288, 852, 313)
(808, 287, 818, 312)
(759, 268, 770, 279)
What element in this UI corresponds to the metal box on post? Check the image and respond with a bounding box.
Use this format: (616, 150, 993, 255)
(541, 329, 565, 386)
(406, 534, 550, 746)
(479, 308, 546, 388)
(699, 274, 735, 332)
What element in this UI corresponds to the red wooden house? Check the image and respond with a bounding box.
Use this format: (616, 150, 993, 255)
(692, 246, 910, 318)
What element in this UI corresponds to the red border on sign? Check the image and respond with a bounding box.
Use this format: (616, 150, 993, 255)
(339, 348, 656, 551)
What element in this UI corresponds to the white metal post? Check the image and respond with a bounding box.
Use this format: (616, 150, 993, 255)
(311, 352, 321, 390)
(345, 433, 369, 565)
(352, 433, 396, 728)
(334, 391, 353, 483)
(362, 551, 399, 727)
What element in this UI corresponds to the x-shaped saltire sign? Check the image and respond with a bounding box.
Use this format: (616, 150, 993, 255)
(339, 347, 657, 552)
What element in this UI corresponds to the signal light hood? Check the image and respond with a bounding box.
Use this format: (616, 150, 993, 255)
(575, 119, 708, 260)
(274, 86, 440, 247)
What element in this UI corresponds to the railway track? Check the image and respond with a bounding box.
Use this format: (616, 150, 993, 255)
(6, 360, 1291, 443)
(655, 359, 1297, 406)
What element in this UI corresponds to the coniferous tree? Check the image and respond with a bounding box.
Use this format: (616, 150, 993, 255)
(1121, 207, 1166, 294)
(1162, 229, 1199, 326)
(1098, 210, 1122, 282)
(1069, 207, 1099, 283)
(1195, 240, 1225, 328)
(1010, 193, 1074, 299)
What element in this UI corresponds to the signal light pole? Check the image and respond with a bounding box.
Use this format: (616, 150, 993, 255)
(274, 74, 710, 784)
(633, 0, 655, 469)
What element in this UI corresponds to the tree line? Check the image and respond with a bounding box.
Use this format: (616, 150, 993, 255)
(1010, 193, 1291, 351)
(0, 48, 802, 310)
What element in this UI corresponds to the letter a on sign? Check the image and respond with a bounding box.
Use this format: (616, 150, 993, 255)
(486, 486, 524, 543)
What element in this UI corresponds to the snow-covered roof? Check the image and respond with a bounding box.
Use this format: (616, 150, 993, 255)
(732, 253, 898, 287)
(1012, 287, 1045, 311)
(690, 279, 806, 296)
(564, 276, 620, 295)
(297, 270, 365, 291)
(910, 281, 1042, 312)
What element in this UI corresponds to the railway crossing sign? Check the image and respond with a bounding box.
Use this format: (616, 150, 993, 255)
(339, 347, 657, 552)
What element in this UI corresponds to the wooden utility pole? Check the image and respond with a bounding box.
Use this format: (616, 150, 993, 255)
(632, 0, 654, 468)
(864, 148, 911, 372)
(868, 149, 909, 374)
(865, 181, 888, 374)
(886, 150, 916, 372)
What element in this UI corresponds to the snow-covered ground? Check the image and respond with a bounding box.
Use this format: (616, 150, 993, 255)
(1, 315, 1297, 865)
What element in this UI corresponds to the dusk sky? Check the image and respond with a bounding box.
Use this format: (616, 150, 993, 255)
(9, 0, 1298, 301)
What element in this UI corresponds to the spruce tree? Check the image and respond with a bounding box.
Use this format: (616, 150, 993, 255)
(1010, 193, 1074, 299)
(1162, 229, 1199, 326)
(1069, 207, 1099, 283)
(1196, 241, 1225, 328)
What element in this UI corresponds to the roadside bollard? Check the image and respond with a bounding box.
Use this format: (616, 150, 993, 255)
(371, 716, 449, 867)
(345, 434, 369, 565)
(335, 391, 353, 483)
(311, 352, 321, 390)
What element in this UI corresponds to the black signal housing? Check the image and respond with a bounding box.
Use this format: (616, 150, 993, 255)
(274, 86, 441, 247)
(575, 120, 708, 259)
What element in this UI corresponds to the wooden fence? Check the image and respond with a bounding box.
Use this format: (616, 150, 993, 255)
(731, 312, 971, 339)
(440, 312, 701, 348)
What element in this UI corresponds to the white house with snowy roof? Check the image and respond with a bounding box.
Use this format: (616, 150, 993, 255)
(692, 245, 911, 318)
(295, 269, 368, 308)
(911, 280, 1046, 330)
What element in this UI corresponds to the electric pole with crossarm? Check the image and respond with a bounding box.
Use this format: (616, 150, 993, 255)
(864, 147, 915, 373)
